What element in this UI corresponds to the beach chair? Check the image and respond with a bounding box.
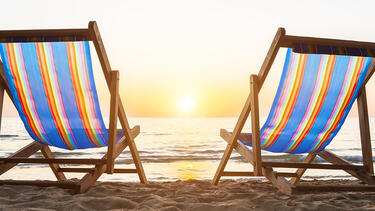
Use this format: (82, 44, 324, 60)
(212, 28, 375, 194)
(0, 21, 147, 193)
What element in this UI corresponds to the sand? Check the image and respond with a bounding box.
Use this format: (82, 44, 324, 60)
(0, 179, 375, 210)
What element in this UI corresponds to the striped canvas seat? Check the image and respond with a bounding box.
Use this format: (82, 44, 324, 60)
(0, 41, 118, 150)
(240, 49, 373, 154)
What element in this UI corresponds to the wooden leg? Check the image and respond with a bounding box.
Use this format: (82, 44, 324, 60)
(263, 167, 295, 195)
(77, 163, 106, 193)
(115, 86, 147, 183)
(127, 137, 147, 184)
(112, 125, 144, 184)
(77, 126, 141, 193)
(212, 143, 235, 185)
(250, 75, 262, 175)
(0, 142, 42, 175)
(357, 88, 374, 174)
(212, 92, 253, 185)
(107, 70, 119, 174)
(220, 129, 295, 194)
(90, 23, 146, 182)
(290, 153, 317, 185)
(118, 121, 147, 184)
(41, 145, 66, 181)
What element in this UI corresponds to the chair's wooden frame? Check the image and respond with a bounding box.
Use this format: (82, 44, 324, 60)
(212, 28, 375, 195)
(0, 21, 147, 193)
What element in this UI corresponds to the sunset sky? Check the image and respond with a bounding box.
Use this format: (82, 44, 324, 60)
(1, 0, 375, 117)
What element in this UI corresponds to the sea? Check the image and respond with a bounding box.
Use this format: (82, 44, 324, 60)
(0, 117, 372, 182)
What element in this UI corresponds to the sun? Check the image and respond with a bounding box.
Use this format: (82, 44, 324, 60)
(179, 96, 196, 112)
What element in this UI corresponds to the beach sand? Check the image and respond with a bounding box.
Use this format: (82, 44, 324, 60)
(0, 179, 374, 210)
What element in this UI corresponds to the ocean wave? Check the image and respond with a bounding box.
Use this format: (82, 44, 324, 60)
(1, 150, 367, 166)
(0, 134, 19, 138)
(169, 149, 224, 154)
(314, 155, 364, 163)
(142, 132, 171, 136)
(329, 148, 362, 151)
(151, 176, 177, 181)
(115, 156, 220, 164)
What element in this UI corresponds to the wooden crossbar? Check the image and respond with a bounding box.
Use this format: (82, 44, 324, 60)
(0, 29, 90, 42)
(280, 34, 375, 50)
(0, 158, 105, 165)
(222, 171, 255, 176)
(262, 162, 366, 170)
(114, 169, 138, 173)
(58, 168, 95, 173)
(275, 172, 298, 178)
(318, 150, 375, 185)
(0, 142, 42, 175)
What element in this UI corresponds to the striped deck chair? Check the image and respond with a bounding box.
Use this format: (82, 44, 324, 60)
(213, 28, 375, 195)
(0, 21, 147, 193)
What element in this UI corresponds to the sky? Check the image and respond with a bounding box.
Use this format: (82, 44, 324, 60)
(1, 0, 375, 117)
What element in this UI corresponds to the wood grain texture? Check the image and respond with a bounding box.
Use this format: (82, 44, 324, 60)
(318, 150, 375, 185)
(77, 126, 140, 193)
(258, 27, 285, 89)
(357, 88, 374, 174)
(220, 129, 254, 164)
(88, 21, 147, 184)
(0, 28, 90, 41)
(211, 93, 252, 185)
(280, 34, 375, 50)
(250, 75, 262, 175)
(0, 142, 42, 175)
(107, 70, 119, 174)
(41, 145, 67, 181)
(290, 153, 317, 185)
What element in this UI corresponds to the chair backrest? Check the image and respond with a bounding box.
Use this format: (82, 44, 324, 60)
(0, 41, 109, 149)
(260, 48, 372, 154)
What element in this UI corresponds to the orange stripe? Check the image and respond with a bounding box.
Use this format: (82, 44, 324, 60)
(7, 44, 44, 142)
(286, 55, 336, 152)
(263, 54, 307, 148)
(314, 58, 364, 150)
(68, 43, 98, 144)
(35, 43, 74, 149)
(66, 43, 101, 147)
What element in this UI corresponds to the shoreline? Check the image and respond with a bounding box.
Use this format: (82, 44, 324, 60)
(1, 179, 375, 210)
